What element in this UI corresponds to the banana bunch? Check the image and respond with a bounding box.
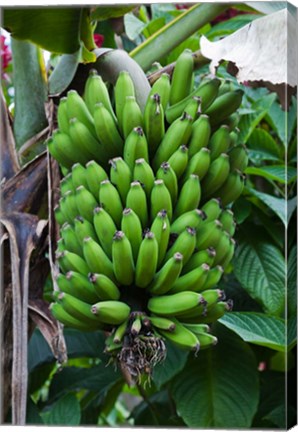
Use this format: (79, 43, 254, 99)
(48, 49, 247, 382)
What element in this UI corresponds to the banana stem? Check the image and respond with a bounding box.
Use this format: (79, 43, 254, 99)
(136, 382, 161, 423)
(147, 49, 210, 85)
(130, 3, 229, 72)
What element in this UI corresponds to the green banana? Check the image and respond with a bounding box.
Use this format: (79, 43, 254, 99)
(75, 185, 98, 223)
(60, 191, 79, 222)
(144, 93, 165, 157)
(156, 162, 178, 205)
(84, 70, 116, 120)
(122, 96, 144, 139)
(173, 174, 201, 218)
(148, 252, 183, 295)
(169, 49, 194, 106)
(93, 102, 123, 156)
(99, 179, 123, 227)
(126, 181, 148, 229)
(50, 302, 101, 331)
(182, 248, 216, 274)
(152, 113, 193, 171)
(109, 157, 132, 205)
(54, 205, 67, 226)
(89, 273, 121, 300)
(167, 145, 189, 180)
(56, 291, 100, 324)
(68, 118, 104, 164)
(113, 319, 129, 344)
(201, 153, 230, 199)
(182, 323, 210, 334)
(133, 158, 155, 199)
(56, 97, 69, 134)
(50, 129, 90, 167)
(228, 144, 248, 172)
(82, 236, 115, 281)
(170, 208, 205, 235)
(121, 207, 143, 263)
(93, 206, 117, 259)
(71, 163, 89, 190)
(215, 169, 244, 206)
(205, 89, 243, 127)
(150, 179, 173, 222)
(112, 231, 135, 286)
(74, 215, 98, 245)
(60, 173, 75, 196)
(166, 78, 220, 124)
(123, 127, 149, 171)
(219, 209, 236, 236)
(208, 125, 231, 161)
(220, 237, 236, 269)
(66, 89, 97, 138)
(57, 250, 90, 276)
(149, 315, 176, 332)
(85, 160, 108, 199)
(47, 136, 73, 169)
(60, 223, 83, 257)
(187, 114, 211, 159)
(168, 263, 210, 293)
(202, 288, 225, 309)
(150, 209, 171, 268)
(201, 198, 222, 222)
(196, 219, 223, 250)
(181, 147, 211, 183)
(131, 314, 143, 336)
(200, 265, 224, 290)
(149, 72, 171, 111)
(114, 70, 135, 133)
(213, 230, 231, 266)
(198, 300, 232, 323)
(59, 271, 99, 304)
(91, 300, 131, 325)
(158, 319, 200, 352)
(165, 226, 197, 265)
(184, 96, 201, 122)
(148, 291, 204, 317)
(195, 332, 218, 349)
(135, 231, 158, 288)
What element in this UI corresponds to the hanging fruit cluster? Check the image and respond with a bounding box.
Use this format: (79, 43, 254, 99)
(48, 49, 247, 382)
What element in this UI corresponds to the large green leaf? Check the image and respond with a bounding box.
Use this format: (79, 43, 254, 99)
(170, 324, 259, 428)
(4, 8, 82, 54)
(28, 328, 106, 372)
(130, 3, 227, 71)
(41, 394, 81, 425)
(247, 187, 296, 227)
(205, 14, 259, 39)
(219, 312, 286, 351)
(238, 94, 276, 144)
(90, 5, 135, 21)
(266, 96, 297, 146)
(245, 165, 296, 184)
(287, 245, 297, 318)
(11, 38, 48, 148)
(233, 224, 285, 315)
(48, 364, 121, 402)
(247, 128, 282, 163)
(152, 341, 189, 389)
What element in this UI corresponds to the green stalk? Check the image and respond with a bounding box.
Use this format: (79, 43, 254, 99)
(130, 3, 229, 71)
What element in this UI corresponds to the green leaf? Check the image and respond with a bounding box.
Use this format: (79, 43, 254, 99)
(170, 324, 259, 428)
(11, 38, 48, 148)
(152, 341, 188, 389)
(4, 8, 82, 54)
(287, 245, 297, 318)
(28, 328, 106, 372)
(238, 94, 276, 143)
(90, 6, 135, 21)
(245, 165, 296, 184)
(130, 3, 228, 71)
(247, 127, 282, 163)
(287, 316, 297, 349)
(124, 13, 146, 40)
(266, 96, 297, 146)
(247, 187, 292, 227)
(48, 51, 81, 96)
(219, 312, 286, 351)
(205, 14, 259, 39)
(49, 364, 121, 401)
(233, 224, 285, 315)
(142, 17, 166, 39)
(232, 196, 252, 224)
(42, 394, 81, 425)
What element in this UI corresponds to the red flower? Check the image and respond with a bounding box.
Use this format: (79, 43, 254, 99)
(1, 35, 12, 71)
(93, 33, 104, 48)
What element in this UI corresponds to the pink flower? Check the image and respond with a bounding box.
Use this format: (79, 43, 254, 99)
(1, 35, 12, 71)
(93, 33, 104, 48)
